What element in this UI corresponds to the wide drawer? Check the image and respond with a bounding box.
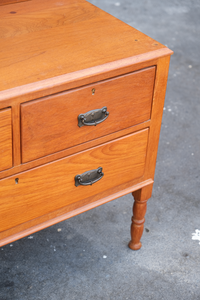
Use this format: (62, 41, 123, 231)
(0, 129, 148, 232)
(21, 67, 155, 163)
(0, 108, 12, 172)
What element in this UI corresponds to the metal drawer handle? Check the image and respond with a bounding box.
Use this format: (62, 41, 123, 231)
(78, 107, 109, 127)
(75, 167, 104, 187)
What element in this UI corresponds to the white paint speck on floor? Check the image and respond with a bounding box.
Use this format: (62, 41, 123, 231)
(192, 229, 200, 244)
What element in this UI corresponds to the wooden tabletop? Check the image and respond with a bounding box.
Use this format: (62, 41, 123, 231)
(0, 0, 172, 92)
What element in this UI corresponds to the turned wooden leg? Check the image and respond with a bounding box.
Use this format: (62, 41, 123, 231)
(128, 183, 153, 250)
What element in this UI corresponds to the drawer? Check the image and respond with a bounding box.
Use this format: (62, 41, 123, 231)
(0, 129, 148, 232)
(21, 67, 155, 163)
(0, 108, 12, 172)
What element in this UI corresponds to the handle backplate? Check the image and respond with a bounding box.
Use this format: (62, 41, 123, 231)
(78, 107, 109, 127)
(75, 167, 104, 187)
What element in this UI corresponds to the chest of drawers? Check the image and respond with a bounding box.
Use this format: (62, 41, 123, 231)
(0, 0, 172, 249)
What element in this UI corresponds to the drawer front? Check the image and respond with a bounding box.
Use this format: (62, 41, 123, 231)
(0, 108, 12, 172)
(21, 67, 155, 163)
(0, 129, 148, 232)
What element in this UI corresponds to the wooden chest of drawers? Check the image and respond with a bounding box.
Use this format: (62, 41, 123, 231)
(0, 0, 172, 249)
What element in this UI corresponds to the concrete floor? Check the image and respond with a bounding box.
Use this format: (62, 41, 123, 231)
(0, 0, 200, 299)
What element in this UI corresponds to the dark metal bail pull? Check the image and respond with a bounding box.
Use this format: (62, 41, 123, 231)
(78, 107, 109, 127)
(75, 167, 104, 187)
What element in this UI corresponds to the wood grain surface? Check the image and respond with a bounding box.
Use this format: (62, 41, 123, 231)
(0, 0, 29, 6)
(0, 0, 170, 92)
(0, 129, 148, 232)
(129, 183, 153, 250)
(0, 0, 173, 249)
(21, 67, 155, 163)
(0, 179, 154, 247)
(143, 56, 171, 181)
(0, 108, 12, 172)
(0, 120, 150, 180)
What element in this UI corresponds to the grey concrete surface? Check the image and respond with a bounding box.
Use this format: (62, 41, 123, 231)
(0, 0, 200, 299)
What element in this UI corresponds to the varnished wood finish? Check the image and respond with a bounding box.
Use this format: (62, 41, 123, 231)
(0, 121, 150, 180)
(143, 56, 171, 181)
(12, 104, 21, 166)
(0, 0, 172, 248)
(0, 54, 172, 107)
(0, 179, 154, 247)
(0, 0, 29, 5)
(0, 0, 169, 93)
(0, 129, 148, 232)
(129, 183, 153, 250)
(21, 67, 155, 162)
(0, 108, 12, 172)
(127, 56, 172, 250)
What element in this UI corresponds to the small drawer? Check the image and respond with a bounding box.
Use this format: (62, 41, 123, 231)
(0, 129, 148, 232)
(0, 108, 12, 172)
(21, 67, 155, 163)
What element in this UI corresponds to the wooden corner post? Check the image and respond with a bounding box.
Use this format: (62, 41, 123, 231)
(128, 182, 153, 250)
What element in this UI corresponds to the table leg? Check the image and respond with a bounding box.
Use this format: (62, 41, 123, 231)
(128, 183, 153, 250)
